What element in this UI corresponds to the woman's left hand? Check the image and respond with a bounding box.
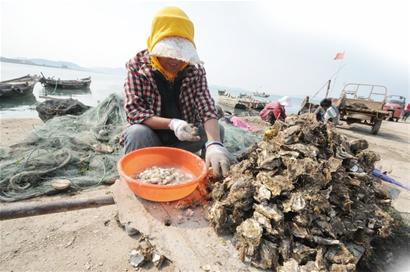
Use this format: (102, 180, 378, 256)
(205, 144, 231, 177)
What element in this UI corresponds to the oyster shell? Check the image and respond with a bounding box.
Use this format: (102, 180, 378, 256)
(282, 192, 306, 212)
(256, 173, 294, 197)
(253, 211, 275, 234)
(235, 218, 263, 261)
(292, 242, 316, 263)
(254, 203, 283, 222)
(255, 239, 279, 269)
(207, 113, 396, 271)
(349, 139, 369, 154)
(282, 125, 302, 144)
(286, 158, 319, 181)
(254, 185, 271, 202)
(284, 143, 319, 159)
(256, 150, 282, 170)
(278, 258, 299, 272)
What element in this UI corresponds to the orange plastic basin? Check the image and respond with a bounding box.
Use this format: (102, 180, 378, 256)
(117, 147, 207, 202)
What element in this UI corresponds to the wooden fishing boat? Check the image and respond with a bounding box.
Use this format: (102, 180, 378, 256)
(39, 73, 91, 90)
(253, 91, 270, 98)
(0, 75, 38, 98)
(218, 90, 266, 111)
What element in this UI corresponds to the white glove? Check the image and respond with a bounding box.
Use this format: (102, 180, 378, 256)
(205, 143, 231, 177)
(169, 119, 200, 142)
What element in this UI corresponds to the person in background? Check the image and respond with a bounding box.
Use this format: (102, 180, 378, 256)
(402, 103, 410, 121)
(122, 6, 231, 177)
(316, 98, 339, 125)
(259, 96, 290, 125)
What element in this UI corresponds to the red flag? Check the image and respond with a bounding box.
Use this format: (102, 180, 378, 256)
(334, 51, 345, 60)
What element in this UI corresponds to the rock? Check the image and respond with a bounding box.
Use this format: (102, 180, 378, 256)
(51, 179, 71, 190)
(200, 264, 212, 271)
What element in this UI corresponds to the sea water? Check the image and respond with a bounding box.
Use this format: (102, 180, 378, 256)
(0, 62, 305, 118)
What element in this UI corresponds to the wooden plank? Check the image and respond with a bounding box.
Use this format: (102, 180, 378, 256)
(0, 195, 114, 220)
(111, 180, 250, 271)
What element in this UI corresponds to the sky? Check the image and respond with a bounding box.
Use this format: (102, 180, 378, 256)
(1, 0, 409, 98)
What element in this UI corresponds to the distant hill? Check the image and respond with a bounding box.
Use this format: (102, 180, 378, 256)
(0, 57, 124, 75)
(0, 56, 81, 69)
(25, 58, 81, 69)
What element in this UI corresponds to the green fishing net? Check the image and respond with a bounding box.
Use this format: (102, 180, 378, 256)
(222, 122, 261, 156)
(0, 94, 261, 202)
(0, 94, 125, 202)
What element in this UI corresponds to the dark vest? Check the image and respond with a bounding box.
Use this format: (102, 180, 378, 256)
(152, 69, 187, 145)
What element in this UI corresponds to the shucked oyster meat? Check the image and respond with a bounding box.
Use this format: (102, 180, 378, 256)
(135, 166, 193, 185)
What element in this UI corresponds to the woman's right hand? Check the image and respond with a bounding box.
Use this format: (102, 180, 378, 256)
(169, 119, 200, 142)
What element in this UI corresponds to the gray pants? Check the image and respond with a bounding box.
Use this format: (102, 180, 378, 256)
(124, 123, 224, 154)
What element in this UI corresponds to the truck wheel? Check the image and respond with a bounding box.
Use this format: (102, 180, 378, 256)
(371, 120, 382, 135)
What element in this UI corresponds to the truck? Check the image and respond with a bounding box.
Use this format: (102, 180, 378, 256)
(337, 83, 390, 135)
(383, 95, 406, 122)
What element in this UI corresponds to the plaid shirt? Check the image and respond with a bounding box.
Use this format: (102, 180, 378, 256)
(124, 50, 218, 125)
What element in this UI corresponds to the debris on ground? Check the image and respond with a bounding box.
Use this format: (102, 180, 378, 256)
(175, 198, 201, 210)
(207, 113, 406, 271)
(64, 235, 77, 248)
(129, 236, 169, 269)
(93, 143, 114, 154)
(185, 208, 194, 217)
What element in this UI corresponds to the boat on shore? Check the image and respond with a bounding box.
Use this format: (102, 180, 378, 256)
(218, 90, 266, 111)
(39, 73, 91, 90)
(0, 74, 38, 98)
(252, 91, 270, 98)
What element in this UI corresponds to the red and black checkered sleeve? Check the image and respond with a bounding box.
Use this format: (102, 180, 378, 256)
(194, 67, 218, 123)
(123, 69, 155, 124)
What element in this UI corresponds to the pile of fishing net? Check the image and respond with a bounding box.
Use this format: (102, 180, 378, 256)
(0, 94, 260, 202)
(0, 94, 125, 202)
(207, 114, 409, 271)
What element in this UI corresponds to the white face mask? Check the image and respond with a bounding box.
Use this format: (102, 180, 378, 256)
(150, 37, 203, 65)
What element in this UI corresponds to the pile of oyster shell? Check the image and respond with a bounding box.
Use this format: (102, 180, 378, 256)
(207, 114, 394, 271)
(136, 166, 193, 185)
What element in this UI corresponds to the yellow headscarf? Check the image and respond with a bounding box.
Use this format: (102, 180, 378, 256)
(147, 7, 195, 81)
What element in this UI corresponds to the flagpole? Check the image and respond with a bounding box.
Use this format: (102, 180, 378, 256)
(312, 52, 346, 99)
(332, 61, 342, 93)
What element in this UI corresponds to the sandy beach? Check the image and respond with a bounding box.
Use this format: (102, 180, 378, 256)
(0, 117, 409, 271)
(0, 117, 43, 148)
